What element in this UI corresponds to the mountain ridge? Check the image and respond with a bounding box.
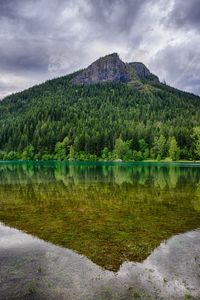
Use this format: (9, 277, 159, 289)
(71, 53, 159, 86)
(1, 53, 199, 102)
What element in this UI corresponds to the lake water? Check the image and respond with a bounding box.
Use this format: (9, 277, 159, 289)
(0, 161, 200, 271)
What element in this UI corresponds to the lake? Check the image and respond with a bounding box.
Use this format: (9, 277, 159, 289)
(0, 161, 200, 271)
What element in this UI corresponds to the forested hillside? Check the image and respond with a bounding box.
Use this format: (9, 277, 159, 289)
(0, 54, 200, 162)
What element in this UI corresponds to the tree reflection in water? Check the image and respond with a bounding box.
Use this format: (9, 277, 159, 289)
(0, 161, 200, 271)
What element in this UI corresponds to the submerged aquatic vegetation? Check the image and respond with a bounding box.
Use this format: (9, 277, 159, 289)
(0, 161, 200, 271)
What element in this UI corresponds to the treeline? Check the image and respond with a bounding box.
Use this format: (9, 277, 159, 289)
(1, 131, 200, 162)
(0, 74, 200, 161)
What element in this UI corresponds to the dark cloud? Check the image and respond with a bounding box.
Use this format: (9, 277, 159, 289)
(165, 0, 200, 30)
(0, 0, 199, 99)
(86, 0, 147, 33)
(0, 40, 49, 73)
(0, 0, 23, 19)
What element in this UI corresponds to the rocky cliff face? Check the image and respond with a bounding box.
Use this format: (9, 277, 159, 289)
(72, 53, 159, 85)
(128, 62, 159, 82)
(72, 53, 130, 85)
(128, 62, 151, 79)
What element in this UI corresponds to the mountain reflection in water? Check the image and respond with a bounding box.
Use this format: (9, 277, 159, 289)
(0, 161, 200, 271)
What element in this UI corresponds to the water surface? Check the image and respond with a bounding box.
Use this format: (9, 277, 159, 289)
(1, 223, 200, 299)
(0, 161, 200, 271)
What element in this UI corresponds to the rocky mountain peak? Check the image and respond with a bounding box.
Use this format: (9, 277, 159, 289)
(72, 53, 159, 85)
(72, 53, 129, 85)
(128, 62, 159, 82)
(128, 62, 151, 78)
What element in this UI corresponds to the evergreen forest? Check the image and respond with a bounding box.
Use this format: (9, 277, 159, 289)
(0, 72, 200, 162)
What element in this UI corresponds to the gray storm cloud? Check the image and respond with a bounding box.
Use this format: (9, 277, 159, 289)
(0, 0, 199, 99)
(165, 0, 200, 29)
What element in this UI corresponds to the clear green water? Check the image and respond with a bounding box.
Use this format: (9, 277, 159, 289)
(0, 161, 200, 271)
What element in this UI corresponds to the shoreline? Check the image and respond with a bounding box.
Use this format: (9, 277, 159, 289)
(0, 159, 200, 165)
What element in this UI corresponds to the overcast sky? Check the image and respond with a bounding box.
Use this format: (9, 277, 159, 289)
(0, 0, 199, 99)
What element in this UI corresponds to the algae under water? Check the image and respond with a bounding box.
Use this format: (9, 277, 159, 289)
(0, 161, 200, 271)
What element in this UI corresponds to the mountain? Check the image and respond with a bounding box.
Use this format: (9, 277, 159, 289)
(0, 53, 199, 161)
(72, 53, 159, 85)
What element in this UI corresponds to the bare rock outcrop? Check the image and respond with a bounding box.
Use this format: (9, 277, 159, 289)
(72, 53, 159, 85)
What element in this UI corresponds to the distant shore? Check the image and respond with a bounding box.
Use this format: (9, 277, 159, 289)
(1, 159, 200, 165)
